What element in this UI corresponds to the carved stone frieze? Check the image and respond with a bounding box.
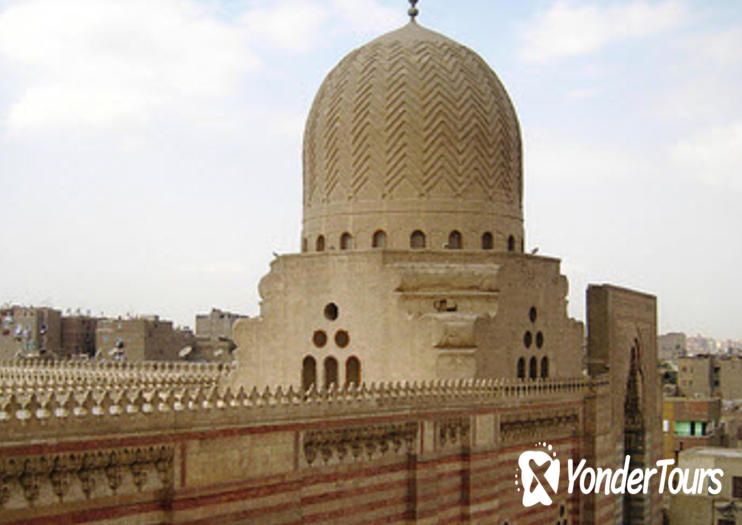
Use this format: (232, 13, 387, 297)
(303, 422, 418, 466)
(500, 410, 579, 443)
(394, 264, 499, 293)
(0, 444, 174, 508)
(437, 417, 471, 448)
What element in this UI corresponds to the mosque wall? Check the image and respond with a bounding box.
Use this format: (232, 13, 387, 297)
(0, 377, 601, 525)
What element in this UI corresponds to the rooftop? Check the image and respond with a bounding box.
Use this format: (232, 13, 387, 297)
(680, 447, 742, 459)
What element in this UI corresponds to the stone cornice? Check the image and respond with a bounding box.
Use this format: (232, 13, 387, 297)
(0, 377, 606, 443)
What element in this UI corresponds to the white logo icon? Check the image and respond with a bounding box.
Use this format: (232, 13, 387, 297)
(516, 442, 560, 507)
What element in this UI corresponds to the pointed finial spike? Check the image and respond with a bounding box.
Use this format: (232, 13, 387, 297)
(408, 0, 419, 22)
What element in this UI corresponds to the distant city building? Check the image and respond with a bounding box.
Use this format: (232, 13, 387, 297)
(721, 400, 742, 449)
(190, 308, 246, 362)
(0, 305, 61, 359)
(195, 308, 248, 339)
(658, 332, 686, 362)
(189, 337, 236, 363)
(687, 334, 722, 355)
(662, 397, 722, 461)
(60, 315, 98, 358)
(720, 339, 742, 356)
(718, 356, 742, 399)
(669, 447, 742, 524)
(678, 354, 742, 400)
(678, 355, 717, 398)
(95, 316, 193, 361)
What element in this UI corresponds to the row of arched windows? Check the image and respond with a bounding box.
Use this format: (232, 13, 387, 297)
(305, 231, 521, 252)
(302, 355, 360, 392)
(516, 356, 549, 380)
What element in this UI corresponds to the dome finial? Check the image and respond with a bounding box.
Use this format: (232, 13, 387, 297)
(408, 0, 419, 22)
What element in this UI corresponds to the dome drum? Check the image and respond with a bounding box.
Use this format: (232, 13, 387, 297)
(302, 207, 523, 252)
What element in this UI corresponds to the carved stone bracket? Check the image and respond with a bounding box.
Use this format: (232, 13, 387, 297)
(437, 417, 471, 448)
(500, 410, 579, 443)
(303, 422, 418, 466)
(0, 444, 174, 508)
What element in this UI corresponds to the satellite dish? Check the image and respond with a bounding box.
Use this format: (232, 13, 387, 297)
(179, 346, 192, 358)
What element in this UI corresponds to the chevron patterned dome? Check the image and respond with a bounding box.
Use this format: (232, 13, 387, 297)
(301, 21, 524, 253)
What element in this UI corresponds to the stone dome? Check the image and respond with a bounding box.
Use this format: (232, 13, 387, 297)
(302, 21, 524, 253)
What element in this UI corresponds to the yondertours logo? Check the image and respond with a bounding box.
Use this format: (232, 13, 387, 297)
(515, 442, 560, 507)
(515, 442, 724, 507)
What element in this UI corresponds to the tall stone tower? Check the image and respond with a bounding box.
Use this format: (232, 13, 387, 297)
(231, 15, 583, 390)
(586, 285, 663, 524)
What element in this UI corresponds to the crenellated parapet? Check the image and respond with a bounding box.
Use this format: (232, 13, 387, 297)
(0, 359, 233, 394)
(1, 376, 607, 443)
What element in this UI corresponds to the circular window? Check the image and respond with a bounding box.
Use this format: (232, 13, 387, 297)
(335, 330, 350, 348)
(324, 303, 339, 321)
(536, 331, 544, 349)
(524, 331, 533, 348)
(529, 307, 537, 323)
(312, 330, 327, 347)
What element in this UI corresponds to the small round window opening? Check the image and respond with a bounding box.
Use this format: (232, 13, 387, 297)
(324, 303, 339, 321)
(524, 331, 533, 348)
(335, 330, 350, 348)
(529, 307, 537, 323)
(312, 330, 327, 348)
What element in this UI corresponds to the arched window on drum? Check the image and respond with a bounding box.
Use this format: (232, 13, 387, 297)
(324, 356, 338, 389)
(345, 356, 361, 387)
(302, 356, 316, 392)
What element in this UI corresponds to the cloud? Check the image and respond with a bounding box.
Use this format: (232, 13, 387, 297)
(694, 27, 742, 65)
(329, 0, 399, 35)
(240, 0, 398, 51)
(0, 0, 400, 134)
(669, 122, 742, 192)
(564, 87, 598, 101)
(0, 0, 257, 133)
(525, 127, 649, 184)
(240, 1, 330, 52)
(520, 1, 687, 63)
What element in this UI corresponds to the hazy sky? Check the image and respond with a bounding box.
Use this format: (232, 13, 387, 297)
(0, 0, 740, 340)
